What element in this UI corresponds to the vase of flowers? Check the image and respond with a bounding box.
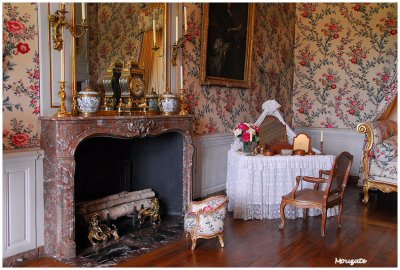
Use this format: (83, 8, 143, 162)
(233, 122, 260, 154)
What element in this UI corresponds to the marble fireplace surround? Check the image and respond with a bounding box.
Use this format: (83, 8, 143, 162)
(40, 115, 194, 259)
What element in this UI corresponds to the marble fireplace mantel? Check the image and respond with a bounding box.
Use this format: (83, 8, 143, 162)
(40, 115, 194, 259)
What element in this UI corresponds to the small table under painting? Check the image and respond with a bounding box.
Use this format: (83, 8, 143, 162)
(226, 150, 337, 220)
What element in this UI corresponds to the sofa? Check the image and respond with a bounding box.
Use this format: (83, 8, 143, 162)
(357, 120, 397, 203)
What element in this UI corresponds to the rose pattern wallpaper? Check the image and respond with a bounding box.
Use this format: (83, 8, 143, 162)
(2, 3, 398, 149)
(183, 3, 296, 134)
(3, 3, 40, 149)
(293, 3, 397, 129)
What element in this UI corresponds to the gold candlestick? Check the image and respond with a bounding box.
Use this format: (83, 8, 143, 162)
(178, 88, 188, 116)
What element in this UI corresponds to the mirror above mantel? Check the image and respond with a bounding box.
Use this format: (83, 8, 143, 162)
(74, 3, 167, 97)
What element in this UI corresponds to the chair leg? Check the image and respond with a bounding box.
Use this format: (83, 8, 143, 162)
(362, 185, 369, 204)
(303, 208, 308, 220)
(321, 207, 327, 237)
(191, 237, 197, 250)
(279, 201, 287, 230)
(185, 231, 190, 238)
(218, 233, 224, 248)
(337, 203, 343, 229)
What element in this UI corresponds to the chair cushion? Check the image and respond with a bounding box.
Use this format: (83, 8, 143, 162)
(372, 135, 397, 162)
(282, 189, 340, 204)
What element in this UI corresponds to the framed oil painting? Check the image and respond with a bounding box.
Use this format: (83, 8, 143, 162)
(200, 3, 255, 88)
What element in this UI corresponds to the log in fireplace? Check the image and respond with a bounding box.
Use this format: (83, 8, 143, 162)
(40, 115, 193, 259)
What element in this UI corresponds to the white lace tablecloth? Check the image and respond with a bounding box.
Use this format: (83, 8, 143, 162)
(226, 150, 337, 220)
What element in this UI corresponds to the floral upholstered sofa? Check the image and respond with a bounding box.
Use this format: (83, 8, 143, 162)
(357, 120, 397, 203)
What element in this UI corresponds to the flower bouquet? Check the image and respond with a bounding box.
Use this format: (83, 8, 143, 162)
(233, 122, 260, 154)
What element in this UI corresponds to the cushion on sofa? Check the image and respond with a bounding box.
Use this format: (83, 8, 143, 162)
(372, 135, 398, 162)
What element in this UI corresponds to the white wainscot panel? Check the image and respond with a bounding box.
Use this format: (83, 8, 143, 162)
(3, 149, 44, 258)
(193, 132, 233, 198)
(294, 127, 364, 176)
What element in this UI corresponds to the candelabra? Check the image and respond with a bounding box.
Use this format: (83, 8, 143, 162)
(171, 33, 190, 66)
(48, 3, 88, 117)
(178, 88, 188, 116)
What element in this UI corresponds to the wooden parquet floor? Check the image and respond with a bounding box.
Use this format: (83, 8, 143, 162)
(17, 184, 397, 267)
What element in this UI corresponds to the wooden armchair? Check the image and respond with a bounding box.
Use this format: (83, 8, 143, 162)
(279, 152, 353, 236)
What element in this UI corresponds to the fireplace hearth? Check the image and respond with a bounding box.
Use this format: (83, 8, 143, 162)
(40, 115, 193, 259)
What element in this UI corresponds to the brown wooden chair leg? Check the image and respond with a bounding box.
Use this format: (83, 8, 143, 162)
(279, 201, 287, 230)
(303, 208, 308, 220)
(218, 233, 224, 248)
(362, 185, 369, 204)
(321, 207, 327, 237)
(337, 203, 343, 229)
(191, 237, 197, 250)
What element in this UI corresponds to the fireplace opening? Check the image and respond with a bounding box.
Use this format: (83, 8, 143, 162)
(74, 132, 184, 253)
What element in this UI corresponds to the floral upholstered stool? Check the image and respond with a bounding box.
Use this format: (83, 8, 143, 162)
(184, 195, 228, 250)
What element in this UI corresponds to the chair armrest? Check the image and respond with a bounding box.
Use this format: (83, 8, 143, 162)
(302, 176, 328, 184)
(319, 170, 331, 177)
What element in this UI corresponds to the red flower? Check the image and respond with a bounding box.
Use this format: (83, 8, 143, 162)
(353, 4, 361, 11)
(11, 133, 29, 147)
(382, 75, 390, 81)
(3, 129, 10, 137)
(351, 58, 358, 64)
(348, 109, 356, 115)
(328, 24, 338, 31)
(327, 75, 336, 81)
(225, 104, 231, 111)
(302, 11, 309, 18)
(238, 122, 249, 131)
(241, 132, 251, 142)
(300, 60, 307, 66)
(333, 33, 339, 39)
(361, 54, 367, 59)
(6, 20, 25, 34)
(390, 29, 397, 35)
(330, 84, 337, 89)
(202, 205, 213, 212)
(17, 43, 30, 54)
(298, 107, 305, 114)
(385, 19, 396, 27)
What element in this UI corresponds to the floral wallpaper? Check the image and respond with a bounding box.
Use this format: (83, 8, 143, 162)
(293, 3, 398, 129)
(3, 3, 40, 150)
(88, 3, 163, 87)
(183, 3, 296, 135)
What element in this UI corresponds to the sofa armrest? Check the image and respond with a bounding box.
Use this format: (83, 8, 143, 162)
(357, 120, 397, 181)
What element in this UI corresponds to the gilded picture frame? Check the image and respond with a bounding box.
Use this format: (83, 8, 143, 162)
(200, 3, 255, 88)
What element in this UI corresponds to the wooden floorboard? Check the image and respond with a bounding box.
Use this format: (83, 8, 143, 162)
(16, 185, 397, 267)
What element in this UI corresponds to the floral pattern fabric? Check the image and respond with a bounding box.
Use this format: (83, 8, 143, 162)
(184, 196, 228, 236)
(372, 135, 397, 162)
(183, 3, 296, 135)
(3, 3, 40, 150)
(293, 3, 397, 128)
(369, 158, 397, 184)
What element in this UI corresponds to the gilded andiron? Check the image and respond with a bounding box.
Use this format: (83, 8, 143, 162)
(138, 198, 161, 227)
(88, 213, 120, 246)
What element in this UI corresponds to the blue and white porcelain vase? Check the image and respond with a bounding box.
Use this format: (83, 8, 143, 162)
(77, 85, 100, 116)
(159, 89, 179, 115)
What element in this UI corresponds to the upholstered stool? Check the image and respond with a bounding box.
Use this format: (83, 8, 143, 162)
(184, 195, 228, 250)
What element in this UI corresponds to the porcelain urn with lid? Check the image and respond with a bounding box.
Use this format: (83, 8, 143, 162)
(77, 84, 101, 116)
(159, 88, 179, 115)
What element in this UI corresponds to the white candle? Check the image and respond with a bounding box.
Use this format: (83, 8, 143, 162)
(82, 3, 86, 20)
(180, 65, 183, 89)
(320, 130, 324, 142)
(152, 19, 156, 44)
(175, 15, 179, 43)
(184, 6, 187, 33)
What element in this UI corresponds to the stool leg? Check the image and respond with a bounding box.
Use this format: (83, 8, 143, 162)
(191, 237, 197, 250)
(279, 201, 287, 229)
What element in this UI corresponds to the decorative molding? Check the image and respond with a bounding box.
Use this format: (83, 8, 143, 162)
(293, 126, 364, 175)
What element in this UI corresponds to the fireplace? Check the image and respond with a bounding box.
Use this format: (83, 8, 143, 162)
(40, 115, 193, 259)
